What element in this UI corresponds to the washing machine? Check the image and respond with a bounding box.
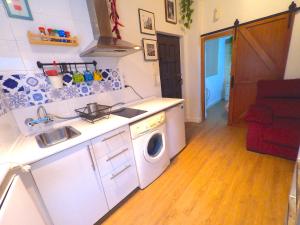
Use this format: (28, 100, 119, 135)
(130, 112, 170, 189)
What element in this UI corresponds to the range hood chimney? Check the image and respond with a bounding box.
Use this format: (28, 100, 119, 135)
(80, 0, 141, 57)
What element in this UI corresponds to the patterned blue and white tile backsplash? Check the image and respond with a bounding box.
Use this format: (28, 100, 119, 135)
(0, 98, 8, 116)
(0, 69, 123, 112)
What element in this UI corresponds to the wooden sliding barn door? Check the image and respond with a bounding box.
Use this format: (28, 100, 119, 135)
(229, 13, 295, 124)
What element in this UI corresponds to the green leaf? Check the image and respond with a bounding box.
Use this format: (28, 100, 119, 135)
(180, 0, 194, 29)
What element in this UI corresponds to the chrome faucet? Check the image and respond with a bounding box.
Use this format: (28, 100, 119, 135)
(37, 105, 48, 120)
(25, 106, 53, 127)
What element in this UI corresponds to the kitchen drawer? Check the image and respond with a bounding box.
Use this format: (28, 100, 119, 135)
(95, 145, 135, 177)
(91, 126, 131, 159)
(101, 160, 139, 209)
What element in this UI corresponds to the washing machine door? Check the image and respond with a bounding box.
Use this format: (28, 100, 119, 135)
(144, 131, 166, 163)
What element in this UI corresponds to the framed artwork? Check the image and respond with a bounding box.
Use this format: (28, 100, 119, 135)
(138, 9, 156, 35)
(165, 0, 177, 24)
(2, 0, 33, 20)
(142, 39, 158, 61)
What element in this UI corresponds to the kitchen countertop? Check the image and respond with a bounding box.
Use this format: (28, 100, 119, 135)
(4, 97, 184, 168)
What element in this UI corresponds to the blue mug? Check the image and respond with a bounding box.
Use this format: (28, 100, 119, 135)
(84, 70, 94, 84)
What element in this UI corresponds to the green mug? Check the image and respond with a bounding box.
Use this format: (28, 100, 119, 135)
(73, 72, 84, 83)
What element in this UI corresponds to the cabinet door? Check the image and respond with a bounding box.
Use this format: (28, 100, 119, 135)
(0, 176, 46, 225)
(91, 126, 139, 209)
(101, 160, 139, 209)
(31, 142, 109, 225)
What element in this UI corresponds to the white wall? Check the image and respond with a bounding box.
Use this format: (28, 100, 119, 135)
(113, 0, 185, 98)
(0, 0, 203, 141)
(205, 37, 226, 109)
(4, 0, 297, 130)
(0, 0, 200, 121)
(201, 0, 300, 79)
(181, 0, 202, 122)
(285, 13, 300, 79)
(116, 0, 202, 122)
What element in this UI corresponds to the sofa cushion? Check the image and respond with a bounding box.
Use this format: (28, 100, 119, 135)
(257, 79, 300, 98)
(245, 105, 273, 124)
(273, 117, 300, 130)
(256, 98, 300, 119)
(263, 127, 300, 148)
(261, 141, 298, 160)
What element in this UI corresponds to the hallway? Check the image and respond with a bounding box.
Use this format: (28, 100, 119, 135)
(101, 102, 294, 225)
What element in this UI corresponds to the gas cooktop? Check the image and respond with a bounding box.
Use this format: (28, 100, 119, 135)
(111, 107, 147, 118)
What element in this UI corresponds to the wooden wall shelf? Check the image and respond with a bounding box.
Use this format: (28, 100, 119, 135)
(27, 31, 79, 47)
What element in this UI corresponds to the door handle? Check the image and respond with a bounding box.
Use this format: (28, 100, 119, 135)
(102, 130, 125, 142)
(177, 74, 183, 85)
(110, 164, 131, 179)
(87, 145, 96, 171)
(230, 76, 235, 89)
(106, 148, 129, 161)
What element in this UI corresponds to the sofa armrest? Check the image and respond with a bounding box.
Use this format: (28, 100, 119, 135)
(245, 105, 273, 124)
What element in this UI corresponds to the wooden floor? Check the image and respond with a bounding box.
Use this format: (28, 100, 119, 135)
(101, 102, 294, 225)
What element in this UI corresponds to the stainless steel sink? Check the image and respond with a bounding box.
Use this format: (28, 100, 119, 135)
(36, 126, 81, 148)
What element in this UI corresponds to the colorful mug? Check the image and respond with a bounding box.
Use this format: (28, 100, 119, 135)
(72, 72, 84, 83)
(84, 70, 94, 82)
(93, 70, 103, 81)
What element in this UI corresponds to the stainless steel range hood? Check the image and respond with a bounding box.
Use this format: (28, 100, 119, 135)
(80, 0, 141, 57)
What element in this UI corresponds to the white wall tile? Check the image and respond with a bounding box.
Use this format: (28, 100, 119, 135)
(16, 40, 81, 71)
(73, 19, 94, 50)
(69, 0, 90, 22)
(35, 13, 76, 34)
(29, 0, 72, 19)
(0, 40, 25, 71)
(8, 15, 37, 41)
(0, 5, 15, 41)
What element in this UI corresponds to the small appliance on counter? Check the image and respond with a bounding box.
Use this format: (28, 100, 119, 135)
(75, 102, 147, 123)
(75, 103, 112, 123)
(111, 108, 147, 118)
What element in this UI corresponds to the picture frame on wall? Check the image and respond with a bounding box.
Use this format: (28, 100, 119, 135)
(2, 0, 33, 20)
(165, 0, 177, 24)
(142, 39, 158, 61)
(138, 9, 156, 35)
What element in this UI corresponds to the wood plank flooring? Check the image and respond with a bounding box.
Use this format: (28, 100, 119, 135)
(101, 102, 295, 225)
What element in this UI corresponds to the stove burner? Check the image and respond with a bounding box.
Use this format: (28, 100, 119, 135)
(111, 108, 147, 118)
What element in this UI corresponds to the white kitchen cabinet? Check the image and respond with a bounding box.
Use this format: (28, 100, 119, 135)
(166, 103, 186, 159)
(31, 142, 109, 225)
(91, 125, 139, 209)
(0, 175, 46, 225)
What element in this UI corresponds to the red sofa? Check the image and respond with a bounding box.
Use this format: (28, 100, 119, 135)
(245, 79, 300, 160)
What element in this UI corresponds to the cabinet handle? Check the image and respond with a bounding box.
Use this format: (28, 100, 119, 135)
(87, 145, 96, 171)
(110, 164, 131, 180)
(102, 130, 125, 142)
(106, 148, 129, 161)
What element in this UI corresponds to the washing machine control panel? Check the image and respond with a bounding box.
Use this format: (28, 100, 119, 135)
(130, 112, 165, 139)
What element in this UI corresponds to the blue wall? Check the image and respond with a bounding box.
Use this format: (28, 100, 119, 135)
(205, 37, 226, 109)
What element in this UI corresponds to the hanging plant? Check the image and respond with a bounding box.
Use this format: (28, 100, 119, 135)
(180, 0, 194, 29)
(109, 0, 124, 39)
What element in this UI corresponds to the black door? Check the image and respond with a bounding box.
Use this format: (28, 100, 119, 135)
(157, 34, 182, 98)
